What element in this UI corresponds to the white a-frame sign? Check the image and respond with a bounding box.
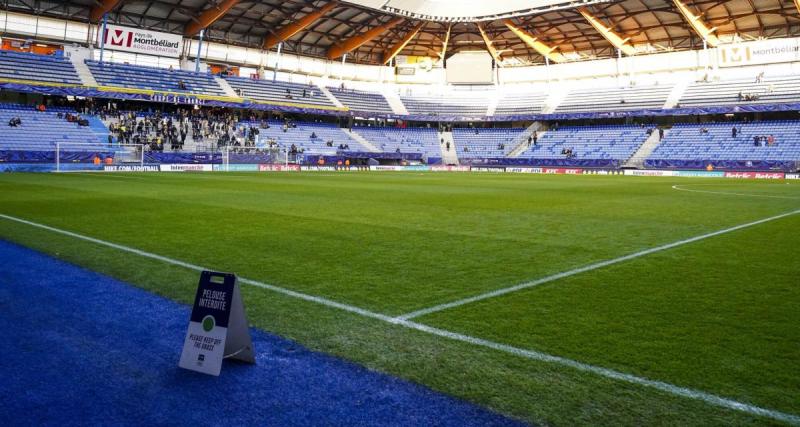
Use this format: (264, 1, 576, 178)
(179, 271, 255, 376)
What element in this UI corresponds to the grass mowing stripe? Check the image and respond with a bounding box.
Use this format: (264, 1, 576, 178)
(0, 213, 395, 323)
(672, 184, 800, 200)
(397, 321, 800, 426)
(396, 207, 800, 321)
(1, 212, 799, 424)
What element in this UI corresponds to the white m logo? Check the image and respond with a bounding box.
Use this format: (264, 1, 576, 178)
(105, 29, 133, 47)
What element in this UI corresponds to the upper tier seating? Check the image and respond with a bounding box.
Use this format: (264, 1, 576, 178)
(0, 104, 106, 150)
(86, 60, 224, 95)
(518, 125, 649, 160)
(494, 92, 547, 116)
(328, 87, 393, 114)
(554, 84, 673, 113)
(352, 126, 439, 156)
(0, 50, 81, 85)
(253, 121, 365, 154)
(453, 128, 524, 158)
(400, 92, 490, 117)
(678, 75, 800, 107)
(648, 121, 800, 161)
(224, 77, 335, 108)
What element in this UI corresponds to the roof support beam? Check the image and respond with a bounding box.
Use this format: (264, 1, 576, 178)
(439, 23, 451, 61)
(475, 22, 503, 66)
(184, 0, 241, 36)
(382, 21, 425, 65)
(577, 7, 636, 56)
(327, 17, 404, 60)
(264, 1, 339, 50)
(672, 0, 720, 47)
(90, 0, 124, 22)
(503, 19, 566, 63)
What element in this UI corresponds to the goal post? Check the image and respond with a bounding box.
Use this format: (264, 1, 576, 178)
(53, 142, 146, 172)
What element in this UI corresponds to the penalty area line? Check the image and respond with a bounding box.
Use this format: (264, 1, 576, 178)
(395, 208, 800, 321)
(671, 184, 800, 200)
(0, 212, 798, 425)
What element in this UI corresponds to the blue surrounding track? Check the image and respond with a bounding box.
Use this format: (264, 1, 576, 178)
(0, 240, 524, 426)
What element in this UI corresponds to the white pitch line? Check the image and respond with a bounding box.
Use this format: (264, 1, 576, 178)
(397, 320, 800, 425)
(672, 184, 800, 200)
(0, 214, 395, 324)
(396, 208, 800, 321)
(0, 212, 798, 425)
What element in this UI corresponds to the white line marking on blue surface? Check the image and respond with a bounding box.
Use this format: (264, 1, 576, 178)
(1, 212, 798, 425)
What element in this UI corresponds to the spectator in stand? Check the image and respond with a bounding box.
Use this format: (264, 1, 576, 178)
(732, 127, 737, 138)
(767, 134, 775, 146)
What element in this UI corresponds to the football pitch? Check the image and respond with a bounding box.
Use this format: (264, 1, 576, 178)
(1, 171, 798, 426)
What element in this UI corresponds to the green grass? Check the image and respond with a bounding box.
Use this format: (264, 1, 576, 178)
(1, 171, 798, 425)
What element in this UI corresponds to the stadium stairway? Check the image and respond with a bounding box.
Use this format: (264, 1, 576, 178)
(664, 80, 690, 109)
(624, 129, 666, 168)
(507, 122, 545, 157)
(383, 90, 409, 115)
(318, 85, 345, 108)
(69, 55, 97, 86)
(485, 91, 501, 117)
(215, 77, 240, 98)
(86, 115, 112, 143)
(541, 87, 569, 113)
(439, 130, 459, 164)
(341, 127, 380, 152)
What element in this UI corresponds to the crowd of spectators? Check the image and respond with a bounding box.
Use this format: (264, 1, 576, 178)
(102, 107, 268, 151)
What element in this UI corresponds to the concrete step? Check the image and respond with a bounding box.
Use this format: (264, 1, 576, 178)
(439, 131, 459, 165)
(343, 128, 380, 152)
(215, 77, 240, 98)
(69, 56, 98, 87)
(383, 90, 409, 115)
(318, 84, 344, 108)
(624, 129, 666, 168)
(507, 122, 545, 158)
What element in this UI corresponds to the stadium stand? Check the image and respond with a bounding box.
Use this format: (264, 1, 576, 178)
(400, 92, 490, 117)
(328, 88, 393, 114)
(518, 125, 650, 160)
(86, 60, 224, 95)
(647, 121, 800, 162)
(0, 104, 105, 149)
(254, 121, 366, 154)
(493, 91, 548, 116)
(224, 77, 335, 107)
(554, 84, 674, 113)
(453, 128, 524, 158)
(351, 126, 440, 156)
(678, 75, 800, 107)
(0, 50, 82, 85)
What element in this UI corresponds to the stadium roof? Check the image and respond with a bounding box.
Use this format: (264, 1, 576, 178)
(3, 0, 800, 65)
(342, 0, 606, 22)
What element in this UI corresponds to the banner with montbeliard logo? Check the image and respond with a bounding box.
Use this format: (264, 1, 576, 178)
(718, 37, 800, 67)
(97, 24, 184, 58)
